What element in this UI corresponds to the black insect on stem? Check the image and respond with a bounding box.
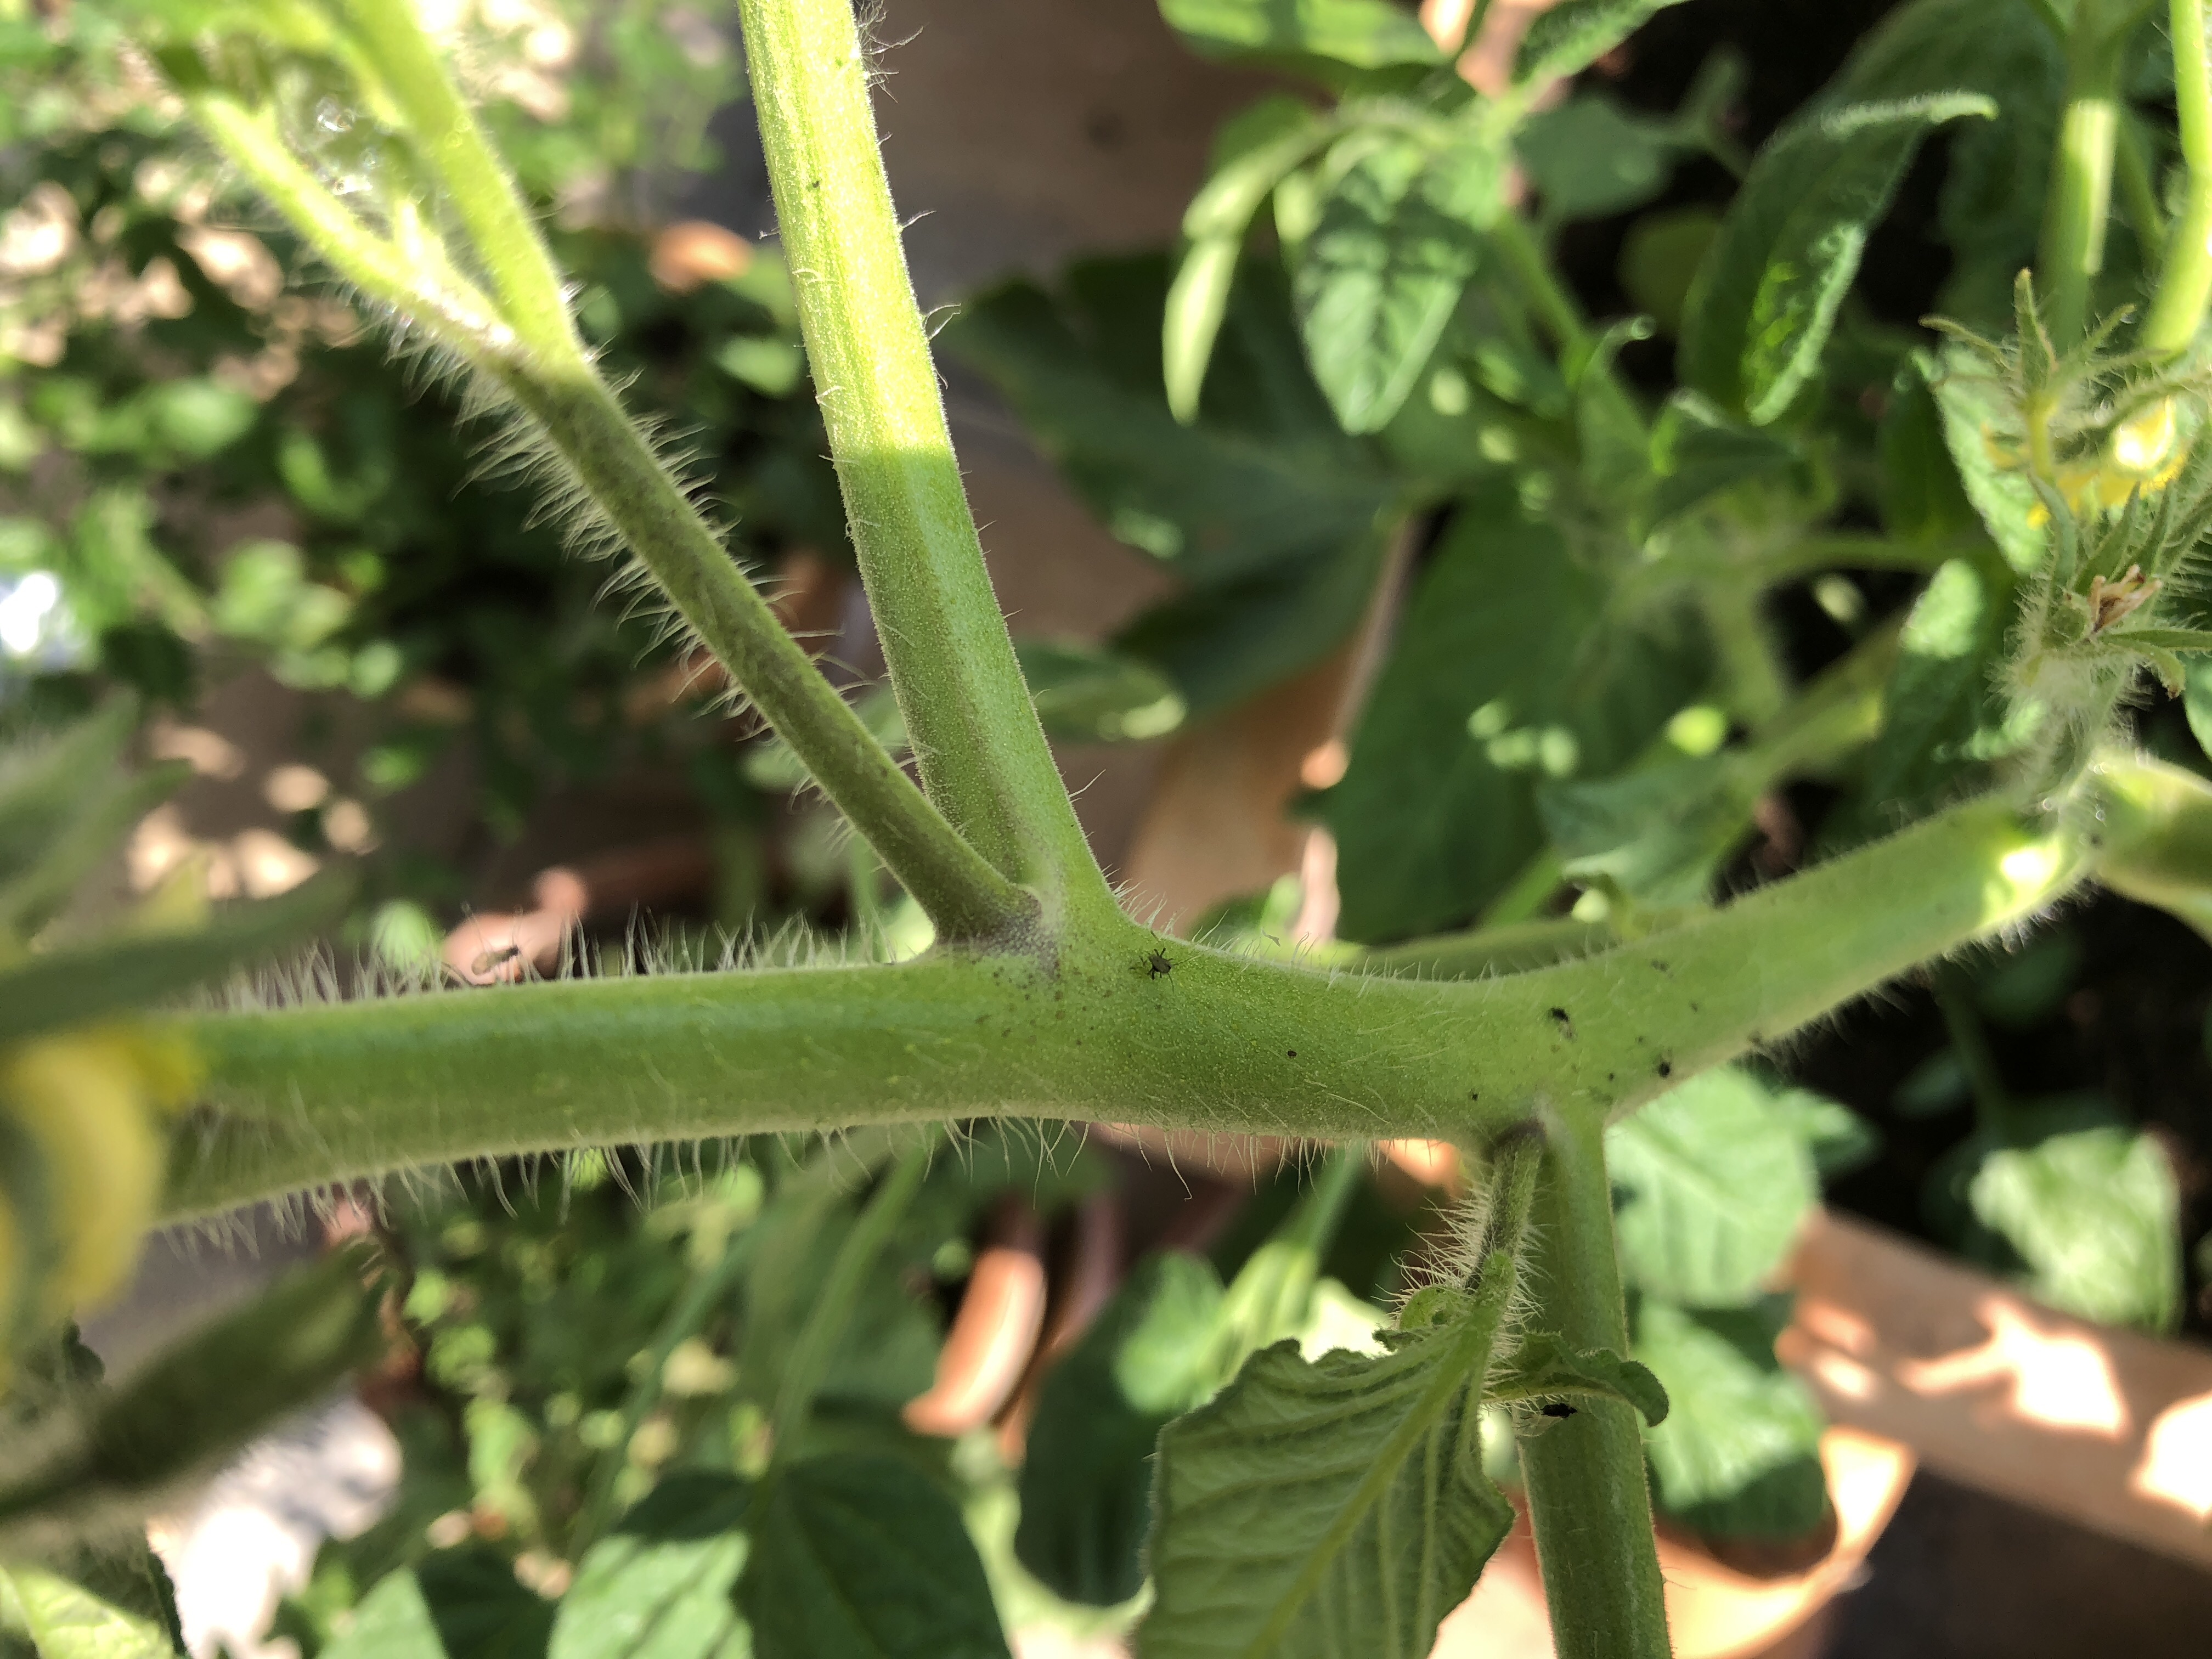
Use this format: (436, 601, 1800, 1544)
(1145, 948, 1173, 980)
(1541, 1402, 1577, 1419)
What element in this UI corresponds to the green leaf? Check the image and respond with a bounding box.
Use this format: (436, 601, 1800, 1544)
(1324, 489, 1700, 941)
(1680, 94, 1994, 425)
(1114, 529, 1387, 718)
(1516, 94, 1678, 225)
(1540, 752, 1750, 908)
(0, 703, 137, 890)
(2184, 657, 2212, 759)
(1294, 124, 1503, 433)
(1877, 358, 1980, 546)
(1821, 556, 2023, 850)
(735, 1157, 941, 1422)
(1927, 343, 2045, 573)
(1768, 1087, 1882, 1182)
(1141, 1286, 1514, 1659)
(1168, 97, 1331, 424)
(740, 1454, 1011, 1659)
(1158, 0, 1443, 76)
(0, 1565, 178, 1659)
(0, 763, 190, 941)
(1607, 1067, 1817, 1307)
(323, 1548, 555, 1659)
(0, 866, 355, 1048)
(1014, 639, 1187, 743)
(1486, 1335, 1669, 1425)
(944, 255, 1397, 714)
(0, 1247, 387, 1550)
(1014, 1253, 1225, 1607)
(2110, 628, 2212, 654)
(1513, 0, 1694, 88)
(1633, 1297, 1829, 1540)
(1820, 0, 2063, 329)
(1644, 392, 1801, 533)
(1967, 1114, 2181, 1333)
(549, 1474, 753, 1659)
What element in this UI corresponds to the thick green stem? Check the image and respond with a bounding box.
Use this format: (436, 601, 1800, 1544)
(733, 0, 1113, 914)
(2037, 1, 2132, 345)
(496, 368, 1029, 940)
(164, 788, 2087, 1220)
(1518, 1112, 1670, 1659)
(2144, 0, 2212, 355)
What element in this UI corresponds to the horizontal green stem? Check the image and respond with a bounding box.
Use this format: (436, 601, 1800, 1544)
(164, 787, 2087, 1220)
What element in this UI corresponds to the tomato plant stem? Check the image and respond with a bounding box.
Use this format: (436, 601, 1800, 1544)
(1519, 1112, 1672, 1659)
(2037, 0, 2133, 343)
(2144, 0, 2212, 354)
(733, 0, 1120, 917)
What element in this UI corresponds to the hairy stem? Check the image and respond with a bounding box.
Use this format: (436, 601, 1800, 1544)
(2144, 0, 2212, 355)
(182, 94, 506, 351)
(173, 18, 1028, 944)
(1518, 1112, 1670, 1659)
(2037, 0, 2132, 344)
(733, 0, 1114, 914)
(340, 0, 575, 359)
(496, 368, 1030, 939)
(165, 788, 2089, 1220)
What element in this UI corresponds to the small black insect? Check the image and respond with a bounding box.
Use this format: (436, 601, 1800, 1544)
(1146, 948, 1174, 979)
(1540, 1402, 1577, 1420)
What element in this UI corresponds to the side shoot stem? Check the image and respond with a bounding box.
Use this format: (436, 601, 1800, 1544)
(174, 15, 1030, 943)
(733, 0, 1118, 916)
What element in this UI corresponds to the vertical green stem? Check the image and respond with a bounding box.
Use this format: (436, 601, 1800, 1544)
(2145, 0, 2212, 355)
(768, 1134, 936, 1454)
(1700, 582, 1791, 731)
(1934, 966, 2016, 1138)
(1488, 210, 1648, 442)
(572, 1220, 759, 1551)
(1519, 1113, 1671, 1659)
(2037, 1, 2130, 345)
(733, 0, 1114, 916)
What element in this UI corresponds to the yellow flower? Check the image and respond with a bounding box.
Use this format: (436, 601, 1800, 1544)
(1995, 398, 2188, 526)
(0, 1027, 201, 1356)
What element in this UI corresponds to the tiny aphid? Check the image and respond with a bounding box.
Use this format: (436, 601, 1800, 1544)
(1145, 948, 1173, 979)
(1540, 1402, 1577, 1419)
(2086, 563, 2160, 635)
